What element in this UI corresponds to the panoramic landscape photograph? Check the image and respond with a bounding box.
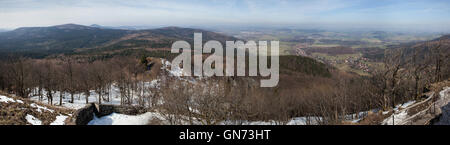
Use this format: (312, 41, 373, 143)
(0, 0, 449, 129)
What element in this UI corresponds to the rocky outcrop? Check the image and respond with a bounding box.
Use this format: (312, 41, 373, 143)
(67, 104, 96, 125)
(432, 87, 450, 125)
(434, 103, 450, 125)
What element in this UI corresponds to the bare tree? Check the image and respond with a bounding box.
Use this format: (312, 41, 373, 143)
(5, 57, 33, 98)
(427, 39, 446, 82)
(62, 57, 77, 103)
(380, 48, 407, 110)
(42, 60, 57, 105)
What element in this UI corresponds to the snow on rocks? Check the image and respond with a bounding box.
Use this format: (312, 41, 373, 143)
(50, 115, 68, 125)
(25, 114, 42, 125)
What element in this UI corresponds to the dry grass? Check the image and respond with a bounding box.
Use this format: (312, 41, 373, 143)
(0, 92, 74, 125)
(429, 80, 450, 93)
(357, 111, 393, 125)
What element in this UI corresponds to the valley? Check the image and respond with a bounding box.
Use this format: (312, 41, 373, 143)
(0, 24, 449, 125)
(219, 28, 442, 76)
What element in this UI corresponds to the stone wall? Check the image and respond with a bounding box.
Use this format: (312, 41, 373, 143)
(67, 103, 149, 125)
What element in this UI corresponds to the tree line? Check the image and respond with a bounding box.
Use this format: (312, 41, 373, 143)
(0, 56, 151, 106)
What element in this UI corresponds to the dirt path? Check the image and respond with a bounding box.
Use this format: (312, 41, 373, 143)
(383, 87, 450, 125)
(406, 87, 450, 125)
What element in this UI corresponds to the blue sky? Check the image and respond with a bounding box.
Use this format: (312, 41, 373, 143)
(0, 0, 449, 32)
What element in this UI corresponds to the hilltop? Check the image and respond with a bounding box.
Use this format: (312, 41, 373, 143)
(0, 24, 238, 58)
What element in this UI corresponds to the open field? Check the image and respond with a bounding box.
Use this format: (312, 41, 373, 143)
(219, 28, 442, 76)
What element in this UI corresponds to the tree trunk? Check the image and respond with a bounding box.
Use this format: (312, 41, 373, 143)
(49, 91, 53, 105)
(85, 91, 90, 104)
(71, 92, 74, 103)
(59, 91, 63, 106)
(98, 90, 102, 104)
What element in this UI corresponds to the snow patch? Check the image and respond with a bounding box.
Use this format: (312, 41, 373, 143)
(220, 117, 322, 125)
(382, 110, 408, 125)
(30, 103, 54, 113)
(50, 115, 68, 125)
(440, 87, 450, 99)
(0, 95, 24, 104)
(25, 114, 42, 125)
(399, 100, 416, 109)
(88, 112, 164, 125)
(160, 59, 203, 83)
(287, 117, 321, 125)
(0, 95, 16, 103)
(161, 59, 188, 77)
(15, 99, 24, 104)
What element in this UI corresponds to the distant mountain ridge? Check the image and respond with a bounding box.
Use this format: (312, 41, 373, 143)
(0, 24, 238, 57)
(89, 24, 160, 30)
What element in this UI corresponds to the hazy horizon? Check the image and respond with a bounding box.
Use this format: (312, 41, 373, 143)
(1, 0, 450, 33)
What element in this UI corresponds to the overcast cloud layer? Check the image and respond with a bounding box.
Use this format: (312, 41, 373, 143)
(1, 0, 449, 32)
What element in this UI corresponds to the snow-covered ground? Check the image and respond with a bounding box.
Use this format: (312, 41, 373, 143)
(1, 94, 71, 125)
(382, 100, 417, 125)
(0, 95, 23, 103)
(220, 117, 323, 125)
(29, 90, 121, 110)
(87, 110, 368, 125)
(2, 95, 58, 114)
(88, 112, 165, 125)
(382, 87, 450, 125)
(27, 58, 203, 110)
(30, 103, 54, 113)
(50, 115, 69, 125)
(28, 80, 160, 110)
(25, 114, 42, 125)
